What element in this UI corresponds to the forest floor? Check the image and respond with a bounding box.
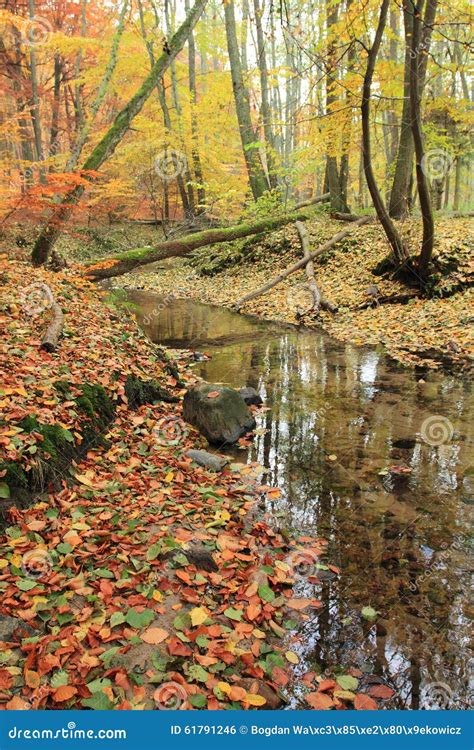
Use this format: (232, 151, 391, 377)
(119, 215, 474, 374)
(0, 253, 391, 711)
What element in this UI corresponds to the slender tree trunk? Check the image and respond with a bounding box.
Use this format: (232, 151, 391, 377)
(137, 0, 190, 217)
(325, 0, 348, 212)
(165, 0, 196, 214)
(66, 0, 129, 171)
(49, 54, 62, 163)
(73, 0, 87, 133)
(185, 0, 206, 210)
(31, 0, 208, 266)
(389, 0, 437, 217)
(224, 0, 268, 200)
(409, 0, 437, 275)
(28, 0, 44, 179)
(361, 0, 408, 264)
(253, 0, 278, 190)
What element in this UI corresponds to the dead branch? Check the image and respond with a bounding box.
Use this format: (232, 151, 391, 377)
(235, 216, 371, 308)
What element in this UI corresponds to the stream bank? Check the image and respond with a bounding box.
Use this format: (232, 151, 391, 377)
(121, 215, 473, 375)
(1, 256, 391, 712)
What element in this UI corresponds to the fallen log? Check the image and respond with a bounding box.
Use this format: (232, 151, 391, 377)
(330, 211, 361, 222)
(40, 297, 64, 352)
(295, 221, 338, 314)
(84, 194, 330, 281)
(235, 216, 371, 308)
(295, 221, 321, 312)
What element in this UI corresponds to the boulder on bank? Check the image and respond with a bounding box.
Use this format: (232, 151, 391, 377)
(186, 449, 228, 472)
(182, 382, 256, 445)
(239, 386, 263, 406)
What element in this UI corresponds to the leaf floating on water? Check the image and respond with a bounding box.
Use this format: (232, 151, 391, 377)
(368, 684, 395, 699)
(306, 691, 334, 710)
(354, 693, 379, 710)
(361, 606, 378, 621)
(336, 675, 359, 691)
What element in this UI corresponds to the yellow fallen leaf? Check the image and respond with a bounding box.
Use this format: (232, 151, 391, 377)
(285, 650, 299, 664)
(244, 693, 267, 706)
(190, 606, 208, 626)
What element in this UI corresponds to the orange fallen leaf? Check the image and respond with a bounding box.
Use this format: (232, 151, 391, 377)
(306, 691, 334, 710)
(53, 685, 78, 702)
(354, 693, 379, 710)
(140, 627, 169, 645)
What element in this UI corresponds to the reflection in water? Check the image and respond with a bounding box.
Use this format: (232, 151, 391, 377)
(128, 290, 473, 710)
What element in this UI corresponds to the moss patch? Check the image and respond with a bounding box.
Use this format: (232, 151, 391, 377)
(124, 375, 179, 409)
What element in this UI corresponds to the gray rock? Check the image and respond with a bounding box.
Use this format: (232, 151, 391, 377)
(182, 382, 256, 445)
(185, 544, 218, 573)
(186, 449, 228, 472)
(0, 615, 36, 642)
(239, 386, 263, 406)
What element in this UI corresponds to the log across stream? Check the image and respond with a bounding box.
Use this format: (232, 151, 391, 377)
(126, 289, 472, 710)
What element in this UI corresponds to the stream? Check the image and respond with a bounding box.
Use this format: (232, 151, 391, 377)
(126, 289, 473, 710)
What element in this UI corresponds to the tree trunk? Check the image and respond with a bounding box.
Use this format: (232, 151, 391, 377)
(361, 0, 409, 265)
(253, 0, 278, 190)
(409, 0, 437, 276)
(185, 0, 206, 210)
(28, 0, 45, 180)
(224, 0, 268, 200)
(66, 0, 129, 171)
(389, 0, 437, 218)
(84, 194, 330, 280)
(49, 54, 62, 163)
(137, 0, 191, 217)
(30, 0, 208, 266)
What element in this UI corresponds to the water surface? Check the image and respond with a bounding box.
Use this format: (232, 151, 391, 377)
(127, 290, 473, 710)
